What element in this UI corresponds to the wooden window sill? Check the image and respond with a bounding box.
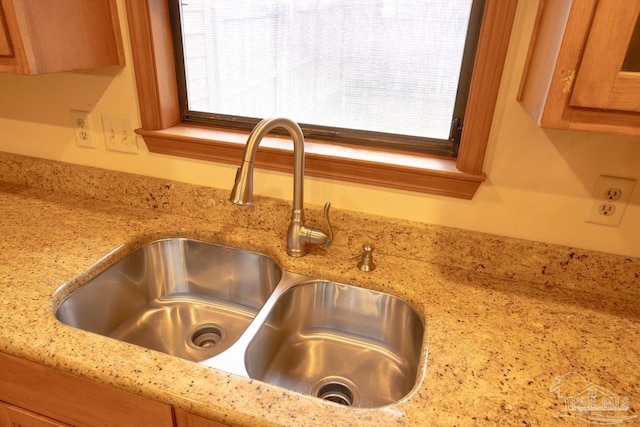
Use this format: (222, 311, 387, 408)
(137, 124, 485, 199)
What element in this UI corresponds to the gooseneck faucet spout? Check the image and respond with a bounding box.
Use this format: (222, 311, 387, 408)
(230, 117, 332, 257)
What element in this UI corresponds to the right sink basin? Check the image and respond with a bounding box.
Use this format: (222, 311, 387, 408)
(244, 280, 425, 408)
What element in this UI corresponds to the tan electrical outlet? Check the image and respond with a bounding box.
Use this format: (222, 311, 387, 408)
(585, 175, 636, 226)
(70, 110, 95, 148)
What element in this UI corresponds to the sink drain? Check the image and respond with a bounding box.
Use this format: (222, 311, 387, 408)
(312, 377, 358, 407)
(190, 325, 223, 348)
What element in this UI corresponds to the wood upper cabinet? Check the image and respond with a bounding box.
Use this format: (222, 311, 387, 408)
(0, 0, 124, 75)
(519, 0, 640, 136)
(0, 6, 12, 58)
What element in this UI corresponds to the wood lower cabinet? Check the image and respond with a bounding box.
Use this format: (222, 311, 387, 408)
(0, 352, 229, 427)
(0, 352, 173, 427)
(0, 401, 71, 427)
(0, 0, 124, 74)
(174, 409, 230, 427)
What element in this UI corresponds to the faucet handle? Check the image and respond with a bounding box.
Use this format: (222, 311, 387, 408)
(294, 201, 333, 254)
(321, 201, 333, 248)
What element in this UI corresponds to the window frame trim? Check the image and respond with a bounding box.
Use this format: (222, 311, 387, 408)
(170, 0, 487, 158)
(124, 0, 517, 200)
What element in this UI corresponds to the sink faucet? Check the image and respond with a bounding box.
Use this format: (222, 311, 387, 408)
(230, 117, 333, 257)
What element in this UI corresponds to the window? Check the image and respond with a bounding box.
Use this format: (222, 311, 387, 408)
(171, 0, 483, 157)
(124, 0, 517, 199)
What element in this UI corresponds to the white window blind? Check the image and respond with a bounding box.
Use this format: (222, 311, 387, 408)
(179, 0, 473, 140)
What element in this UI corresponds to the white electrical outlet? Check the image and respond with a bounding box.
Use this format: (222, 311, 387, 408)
(70, 110, 95, 148)
(585, 175, 636, 226)
(102, 114, 138, 154)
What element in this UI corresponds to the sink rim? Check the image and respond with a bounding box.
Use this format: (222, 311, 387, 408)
(52, 236, 285, 305)
(52, 236, 429, 410)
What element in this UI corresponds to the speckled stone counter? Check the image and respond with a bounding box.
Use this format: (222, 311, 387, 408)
(0, 152, 639, 426)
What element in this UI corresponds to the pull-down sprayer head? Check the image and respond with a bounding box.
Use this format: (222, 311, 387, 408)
(230, 160, 255, 206)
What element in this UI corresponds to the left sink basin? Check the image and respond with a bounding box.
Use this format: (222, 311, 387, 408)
(55, 238, 283, 362)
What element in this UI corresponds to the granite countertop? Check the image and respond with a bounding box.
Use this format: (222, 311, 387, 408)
(0, 153, 639, 426)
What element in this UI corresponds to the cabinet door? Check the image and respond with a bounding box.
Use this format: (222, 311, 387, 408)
(0, 0, 22, 73)
(174, 408, 230, 427)
(0, 352, 174, 427)
(0, 0, 124, 74)
(519, 0, 640, 135)
(0, 5, 12, 57)
(570, 0, 640, 112)
(0, 401, 71, 427)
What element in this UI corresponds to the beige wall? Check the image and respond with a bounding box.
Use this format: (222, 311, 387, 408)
(1, 1, 639, 258)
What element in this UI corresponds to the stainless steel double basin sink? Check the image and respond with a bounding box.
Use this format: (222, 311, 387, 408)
(55, 238, 425, 408)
